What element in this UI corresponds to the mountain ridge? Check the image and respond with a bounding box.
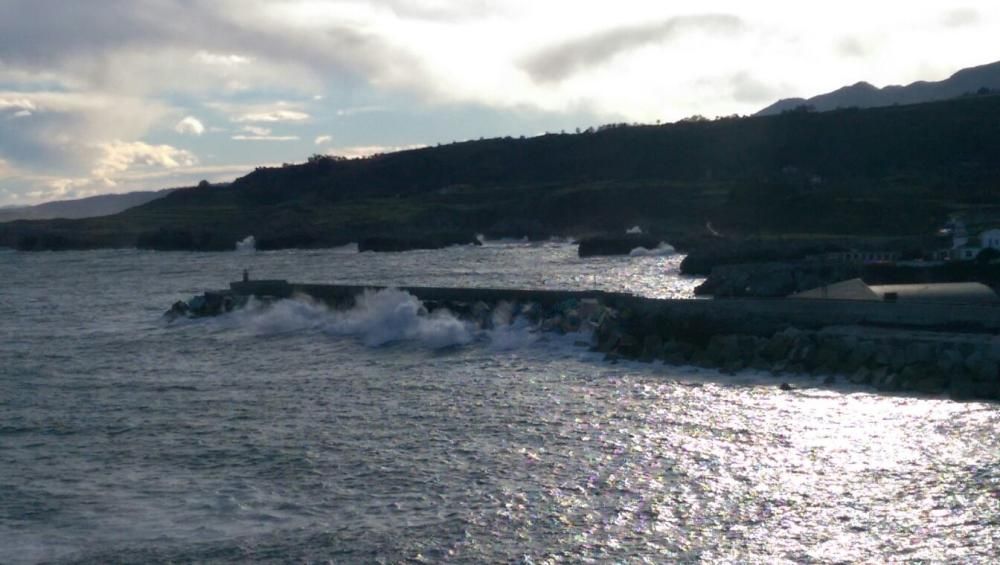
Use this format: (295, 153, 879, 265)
(0, 188, 176, 222)
(4, 94, 1000, 251)
(757, 60, 1000, 115)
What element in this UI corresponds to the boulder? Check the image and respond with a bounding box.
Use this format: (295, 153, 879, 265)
(937, 348, 965, 374)
(849, 368, 871, 384)
(815, 343, 840, 370)
(762, 333, 793, 361)
(640, 335, 664, 362)
(164, 300, 190, 321)
(845, 341, 875, 372)
(578, 234, 662, 257)
(949, 371, 978, 400)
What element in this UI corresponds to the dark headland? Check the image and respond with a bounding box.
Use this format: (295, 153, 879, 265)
(4, 92, 1000, 259)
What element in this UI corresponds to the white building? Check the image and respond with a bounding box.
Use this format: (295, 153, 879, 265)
(938, 221, 1000, 261)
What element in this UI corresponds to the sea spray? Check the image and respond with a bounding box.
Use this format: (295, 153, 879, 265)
(182, 288, 602, 352)
(323, 288, 473, 348)
(629, 242, 676, 257)
(203, 289, 474, 348)
(235, 235, 256, 253)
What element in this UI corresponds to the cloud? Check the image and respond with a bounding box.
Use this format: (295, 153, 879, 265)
(194, 51, 252, 67)
(314, 135, 332, 145)
(0, 90, 174, 174)
(942, 8, 981, 28)
(522, 14, 745, 83)
(335, 105, 387, 117)
(377, 0, 511, 21)
(0, 157, 11, 177)
(232, 124, 301, 141)
(326, 144, 426, 159)
(0, 97, 36, 113)
(231, 135, 300, 141)
(727, 73, 781, 104)
(837, 36, 879, 58)
(91, 141, 197, 185)
(174, 116, 205, 136)
(12, 163, 260, 205)
(0, 0, 421, 97)
(232, 109, 310, 123)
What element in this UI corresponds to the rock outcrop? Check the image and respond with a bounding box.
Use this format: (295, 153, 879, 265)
(577, 234, 663, 257)
(695, 261, 861, 297)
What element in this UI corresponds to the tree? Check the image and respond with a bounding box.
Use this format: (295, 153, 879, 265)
(976, 247, 1000, 264)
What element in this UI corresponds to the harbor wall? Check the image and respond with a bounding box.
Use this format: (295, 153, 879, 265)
(214, 280, 1000, 401)
(229, 279, 1000, 334)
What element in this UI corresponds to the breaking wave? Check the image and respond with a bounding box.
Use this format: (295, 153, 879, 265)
(235, 235, 256, 253)
(629, 242, 676, 257)
(323, 288, 472, 348)
(198, 288, 591, 352)
(214, 289, 474, 348)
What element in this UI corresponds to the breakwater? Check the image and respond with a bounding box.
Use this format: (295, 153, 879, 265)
(168, 280, 1000, 401)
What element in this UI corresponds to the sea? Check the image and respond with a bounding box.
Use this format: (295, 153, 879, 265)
(1, 241, 998, 563)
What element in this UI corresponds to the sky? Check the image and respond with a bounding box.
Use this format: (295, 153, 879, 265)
(0, 0, 997, 206)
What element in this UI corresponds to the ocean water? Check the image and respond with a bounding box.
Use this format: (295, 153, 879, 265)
(1, 242, 998, 563)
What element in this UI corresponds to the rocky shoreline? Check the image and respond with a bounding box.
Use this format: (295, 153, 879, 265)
(167, 285, 1000, 402)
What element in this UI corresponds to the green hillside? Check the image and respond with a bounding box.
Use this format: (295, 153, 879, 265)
(4, 93, 1000, 251)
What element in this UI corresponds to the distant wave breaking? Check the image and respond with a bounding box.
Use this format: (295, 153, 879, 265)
(235, 235, 256, 253)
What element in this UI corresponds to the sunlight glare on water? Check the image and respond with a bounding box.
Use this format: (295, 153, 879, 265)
(0, 243, 998, 563)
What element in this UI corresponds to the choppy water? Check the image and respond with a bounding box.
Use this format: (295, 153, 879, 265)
(1, 243, 998, 563)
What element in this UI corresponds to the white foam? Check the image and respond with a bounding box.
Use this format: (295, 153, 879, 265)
(331, 242, 359, 253)
(487, 317, 540, 351)
(242, 297, 328, 334)
(235, 235, 256, 253)
(201, 289, 604, 353)
(626, 225, 643, 234)
(323, 288, 473, 348)
(629, 242, 676, 257)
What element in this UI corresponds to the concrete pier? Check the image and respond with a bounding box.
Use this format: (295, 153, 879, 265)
(162, 279, 1000, 401)
(228, 279, 1000, 335)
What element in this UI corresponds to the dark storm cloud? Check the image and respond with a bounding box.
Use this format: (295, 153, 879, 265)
(0, 0, 419, 88)
(522, 14, 745, 83)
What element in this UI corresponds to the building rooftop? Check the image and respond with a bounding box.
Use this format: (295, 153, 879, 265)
(790, 279, 999, 304)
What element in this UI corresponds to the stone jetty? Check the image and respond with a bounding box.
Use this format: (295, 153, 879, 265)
(166, 279, 1000, 402)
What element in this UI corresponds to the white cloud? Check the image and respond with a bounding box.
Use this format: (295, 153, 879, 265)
(0, 90, 175, 179)
(0, 157, 12, 177)
(242, 125, 272, 136)
(174, 116, 205, 135)
(231, 134, 300, 141)
(326, 144, 426, 159)
(194, 50, 252, 67)
(0, 97, 36, 112)
(314, 135, 332, 145)
(335, 105, 386, 117)
(91, 141, 197, 185)
(233, 109, 310, 123)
